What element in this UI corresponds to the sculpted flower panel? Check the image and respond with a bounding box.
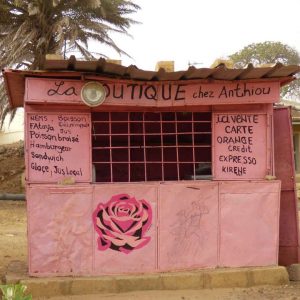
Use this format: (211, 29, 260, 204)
(93, 194, 153, 254)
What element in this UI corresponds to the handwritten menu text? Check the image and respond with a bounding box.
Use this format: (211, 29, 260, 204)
(214, 114, 267, 179)
(27, 113, 91, 182)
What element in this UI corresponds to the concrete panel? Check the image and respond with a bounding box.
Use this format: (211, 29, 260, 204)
(219, 180, 281, 194)
(159, 182, 219, 270)
(93, 184, 157, 275)
(219, 182, 280, 267)
(279, 190, 300, 246)
(27, 185, 93, 276)
(274, 107, 296, 190)
(274, 107, 300, 265)
(17, 266, 289, 298)
(26, 181, 282, 276)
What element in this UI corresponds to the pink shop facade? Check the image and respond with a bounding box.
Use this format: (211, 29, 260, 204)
(4, 61, 300, 276)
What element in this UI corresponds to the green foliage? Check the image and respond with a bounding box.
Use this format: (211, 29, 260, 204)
(0, 284, 32, 300)
(229, 41, 300, 68)
(0, 0, 140, 126)
(0, 0, 140, 69)
(228, 41, 300, 100)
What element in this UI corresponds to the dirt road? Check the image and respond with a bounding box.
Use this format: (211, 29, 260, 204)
(0, 200, 27, 281)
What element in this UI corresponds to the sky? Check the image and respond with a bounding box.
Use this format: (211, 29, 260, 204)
(3, 0, 300, 132)
(93, 0, 300, 71)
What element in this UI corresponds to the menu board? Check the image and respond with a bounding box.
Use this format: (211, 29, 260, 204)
(214, 113, 267, 179)
(26, 113, 91, 182)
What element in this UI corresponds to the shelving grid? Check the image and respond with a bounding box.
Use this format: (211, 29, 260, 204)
(92, 112, 212, 182)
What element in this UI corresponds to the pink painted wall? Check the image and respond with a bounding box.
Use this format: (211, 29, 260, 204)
(159, 182, 219, 270)
(274, 107, 300, 265)
(23, 76, 282, 277)
(93, 185, 157, 275)
(25, 112, 91, 183)
(27, 181, 280, 276)
(219, 181, 280, 267)
(27, 185, 93, 276)
(213, 113, 269, 179)
(25, 108, 272, 184)
(25, 78, 280, 107)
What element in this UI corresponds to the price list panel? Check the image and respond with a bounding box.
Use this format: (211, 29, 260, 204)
(26, 113, 91, 182)
(213, 113, 268, 180)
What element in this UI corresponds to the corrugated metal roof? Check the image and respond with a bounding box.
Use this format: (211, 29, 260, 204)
(43, 57, 300, 82)
(3, 56, 300, 108)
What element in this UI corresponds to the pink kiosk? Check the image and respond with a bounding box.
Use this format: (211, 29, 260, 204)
(3, 59, 300, 276)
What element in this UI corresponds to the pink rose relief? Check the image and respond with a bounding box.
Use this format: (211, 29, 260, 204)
(93, 194, 153, 254)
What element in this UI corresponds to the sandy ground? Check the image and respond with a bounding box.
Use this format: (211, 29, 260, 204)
(1, 200, 300, 299)
(0, 142, 25, 194)
(41, 284, 300, 300)
(0, 200, 27, 281)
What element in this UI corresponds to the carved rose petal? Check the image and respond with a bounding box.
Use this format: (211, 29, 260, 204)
(93, 194, 153, 254)
(103, 232, 150, 249)
(96, 217, 131, 241)
(126, 209, 148, 236)
(97, 236, 111, 251)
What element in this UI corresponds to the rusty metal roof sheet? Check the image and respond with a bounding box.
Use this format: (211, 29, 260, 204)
(3, 56, 300, 108)
(42, 57, 300, 82)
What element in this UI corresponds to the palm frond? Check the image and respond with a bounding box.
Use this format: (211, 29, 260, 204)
(0, 0, 140, 126)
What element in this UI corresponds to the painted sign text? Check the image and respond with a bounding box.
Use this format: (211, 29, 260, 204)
(26, 78, 280, 106)
(27, 113, 91, 182)
(214, 113, 267, 179)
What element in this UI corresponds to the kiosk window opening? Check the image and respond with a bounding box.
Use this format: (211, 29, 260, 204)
(91, 112, 212, 182)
